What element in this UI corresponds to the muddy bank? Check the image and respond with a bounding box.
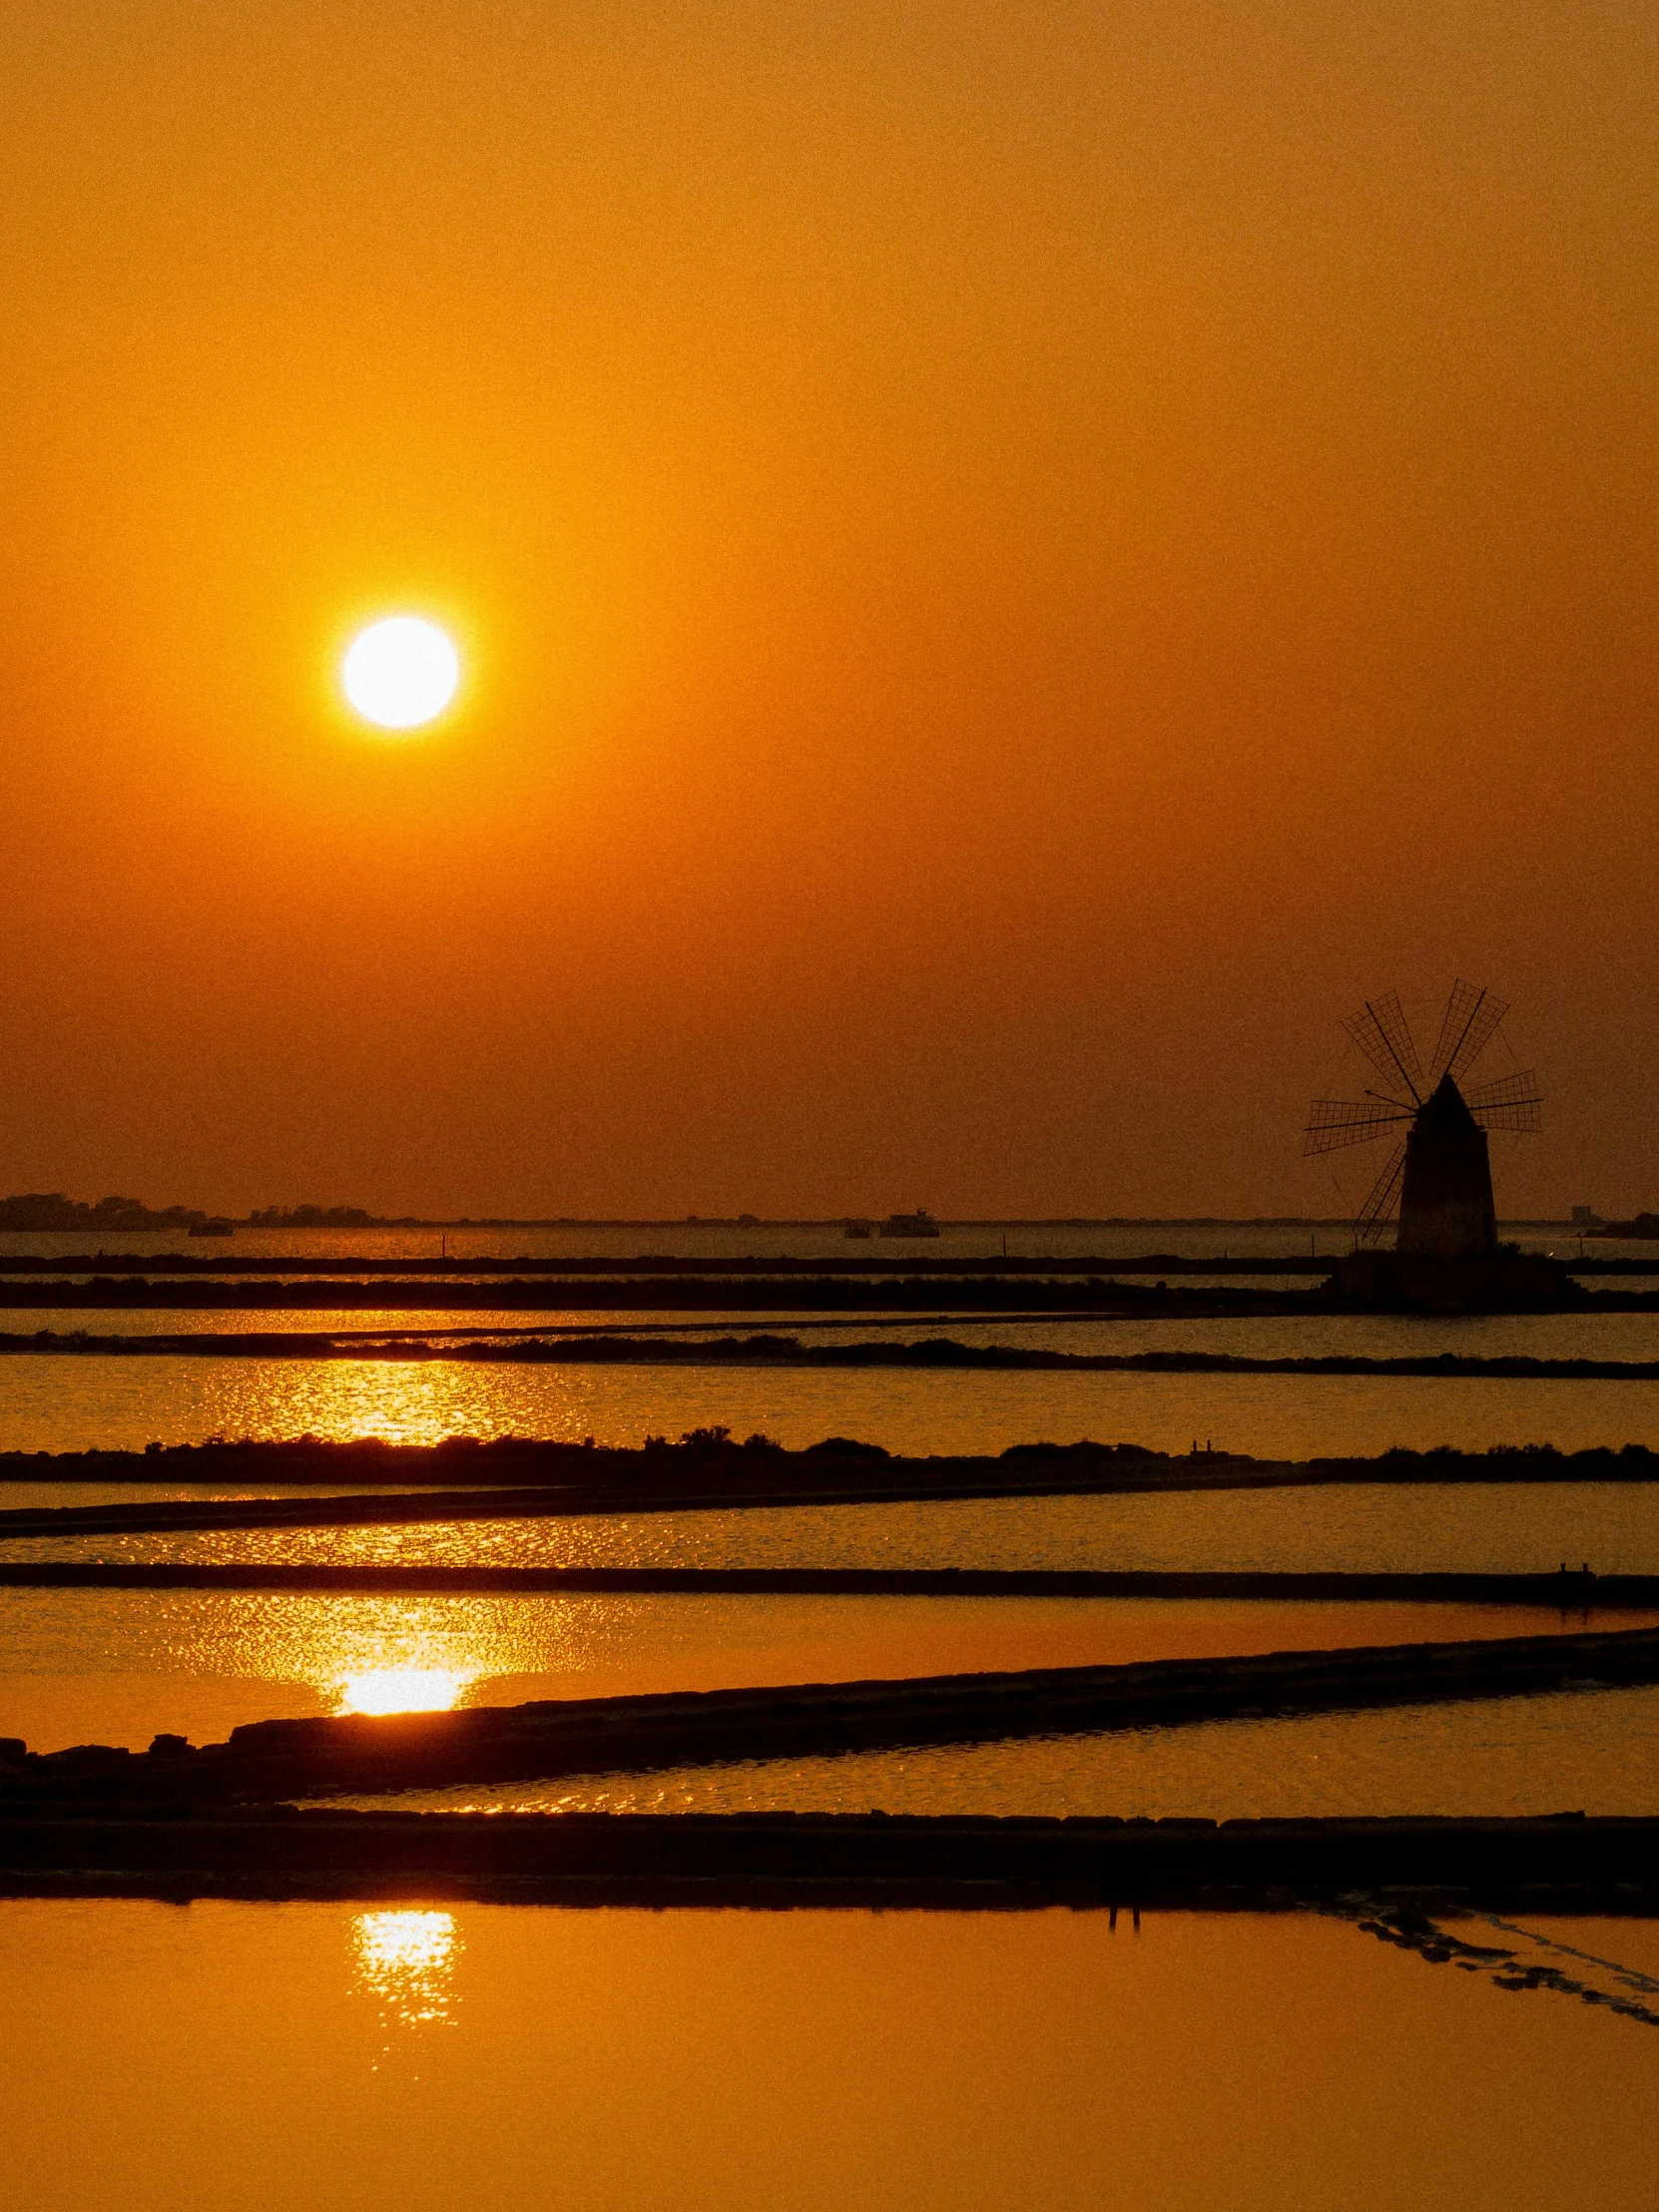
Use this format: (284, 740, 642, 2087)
(11, 1327, 1659, 1368)
(2, 1436, 1655, 1536)
(7, 1626, 1659, 1808)
(0, 1560, 1655, 1606)
(0, 1809, 1653, 1911)
(0, 1278, 1341, 1314)
(0, 1252, 1336, 1278)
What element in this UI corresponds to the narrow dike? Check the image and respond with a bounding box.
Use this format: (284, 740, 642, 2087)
(0, 1561, 1653, 1606)
(0, 1810, 1653, 1911)
(7, 1625, 1659, 1808)
(6, 1330, 1659, 1370)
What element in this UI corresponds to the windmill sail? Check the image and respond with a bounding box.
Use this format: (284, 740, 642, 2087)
(1343, 993, 1423, 1102)
(1464, 1068, 1542, 1135)
(1428, 979, 1509, 1087)
(1354, 1140, 1407, 1245)
(1304, 1099, 1415, 1156)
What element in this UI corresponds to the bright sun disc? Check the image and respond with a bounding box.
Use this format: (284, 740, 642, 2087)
(337, 1667, 470, 1717)
(342, 616, 460, 730)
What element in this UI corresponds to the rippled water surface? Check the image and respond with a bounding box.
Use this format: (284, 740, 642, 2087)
(0, 1483, 462, 1513)
(8, 1306, 1659, 1357)
(1, 1356, 1657, 1458)
(353, 1682, 1659, 1823)
(6, 1229, 1659, 1854)
(2, 1899, 1652, 2212)
(6, 1586, 1648, 1753)
(19, 1480, 1659, 1577)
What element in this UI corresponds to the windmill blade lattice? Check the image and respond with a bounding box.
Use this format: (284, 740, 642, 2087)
(1428, 979, 1509, 1087)
(1304, 1099, 1416, 1157)
(1305, 979, 1538, 1248)
(1343, 993, 1423, 1102)
(1465, 1068, 1542, 1136)
(1353, 1139, 1407, 1245)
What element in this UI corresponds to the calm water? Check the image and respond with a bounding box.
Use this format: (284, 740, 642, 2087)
(20, 1481, 1659, 1577)
(4, 1265, 1657, 1466)
(7, 1587, 1648, 1754)
(1, 1356, 1657, 1458)
(0, 1484, 466, 1513)
(2, 1901, 1652, 2211)
(9, 1306, 1659, 1360)
(7, 1233, 1659, 1851)
(0, 1221, 1596, 1263)
(18, 1274, 1657, 1299)
(346, 1681, 1659, 1821)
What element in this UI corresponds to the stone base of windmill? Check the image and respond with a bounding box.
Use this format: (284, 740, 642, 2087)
(1332, 1250, 1577, 1313)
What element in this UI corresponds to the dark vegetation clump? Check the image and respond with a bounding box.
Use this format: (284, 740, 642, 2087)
(999, 1439, 1165, 1464)
(0, 1192, 216, 1232)
(246, 1204, 382, 1228)
(1378, 1440, 1658, 1473)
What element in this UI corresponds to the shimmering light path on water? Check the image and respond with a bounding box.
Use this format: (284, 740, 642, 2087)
(0, 1356, 1656, 1457)
(21, 1482, 1659, 1578)
(7, 1587, 1651, 1753)
(2, 1902, 1652, 2212)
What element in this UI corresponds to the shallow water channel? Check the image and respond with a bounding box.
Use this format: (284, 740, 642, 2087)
(16, 1480, 1659, 1576)
(1, 1350, 1657, 1457)
(5, 1584, 1652, 1754)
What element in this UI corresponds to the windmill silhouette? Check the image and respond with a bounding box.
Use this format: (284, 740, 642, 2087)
(1305, 982, 1540, 1254)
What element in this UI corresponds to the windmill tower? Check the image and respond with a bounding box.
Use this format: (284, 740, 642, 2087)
(1305, 982, 1541, 1256)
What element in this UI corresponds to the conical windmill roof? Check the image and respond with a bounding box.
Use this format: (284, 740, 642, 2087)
(1399, 1074, 1495, 1258)
(1413, 1073, 1480, 1136)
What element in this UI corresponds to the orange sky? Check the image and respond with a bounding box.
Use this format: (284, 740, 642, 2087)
(1, 1, 1654, 1218)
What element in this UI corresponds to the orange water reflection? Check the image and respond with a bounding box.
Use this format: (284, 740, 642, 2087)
(6, 1903, 1655, 2209)
(11, 1351, 1659, 1462)
(16, 1588, 1659, 1759)
(48, 1480, 1659, 1579)
(335, 1665, 475, 1716)
(350, 1910, 460, 2031)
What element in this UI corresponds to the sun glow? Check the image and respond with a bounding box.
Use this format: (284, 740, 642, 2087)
(341, 616, 460, 730)
(336, 1665, 472, 1716)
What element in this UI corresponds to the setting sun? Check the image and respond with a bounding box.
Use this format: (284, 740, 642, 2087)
(341, 617, 460, 731)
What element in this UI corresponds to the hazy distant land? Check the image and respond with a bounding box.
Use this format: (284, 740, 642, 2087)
(0, 1193, 1580, 1233)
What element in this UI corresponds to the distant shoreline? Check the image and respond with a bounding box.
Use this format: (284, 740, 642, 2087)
(6, 1328, 1659, 1369)
(4, 1433, 1658, 1505)
(0, 1212, 1579, 1232)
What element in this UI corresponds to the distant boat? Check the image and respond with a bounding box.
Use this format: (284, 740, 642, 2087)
(843, 1220, 873, 1240)
(878, 1210, 941, 1240)
(189, 1220, 235, 1238)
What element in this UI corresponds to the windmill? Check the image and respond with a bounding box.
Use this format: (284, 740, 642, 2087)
(1305, 982, 1541, 1256)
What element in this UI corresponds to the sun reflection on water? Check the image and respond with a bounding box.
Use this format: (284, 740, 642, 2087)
(351, 1910, 460, 2030)
(335, 1665, 474, 1716)
(155, 1355, 602, 1450)
(102, 1586, 590, 1728)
